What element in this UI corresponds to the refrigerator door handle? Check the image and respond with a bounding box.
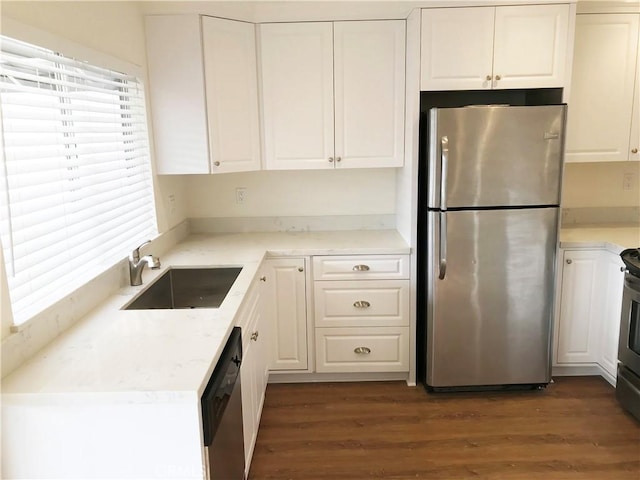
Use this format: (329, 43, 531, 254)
(439, 211, 447, 280)
(440, 136, 449, 211)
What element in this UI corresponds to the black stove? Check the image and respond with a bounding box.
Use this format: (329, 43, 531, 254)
(621, 248, 640, 278)
(617, 247, 640, 422)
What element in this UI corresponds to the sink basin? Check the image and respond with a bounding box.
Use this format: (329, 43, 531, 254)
(122, 267, 242, 310)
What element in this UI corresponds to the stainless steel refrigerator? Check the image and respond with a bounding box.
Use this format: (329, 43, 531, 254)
(423, 104, 567, 389)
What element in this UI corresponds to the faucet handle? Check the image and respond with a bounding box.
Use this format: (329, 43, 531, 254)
(131, 240, 152, 261)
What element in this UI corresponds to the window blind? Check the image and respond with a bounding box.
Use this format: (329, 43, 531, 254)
(0, 36, 157, 325)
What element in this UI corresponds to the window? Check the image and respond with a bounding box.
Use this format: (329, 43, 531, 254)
(0, 35, 157, 325)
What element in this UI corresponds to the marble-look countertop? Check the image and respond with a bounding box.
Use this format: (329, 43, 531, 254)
(1, 230, 409, 401)
(559, 225, 640, 253)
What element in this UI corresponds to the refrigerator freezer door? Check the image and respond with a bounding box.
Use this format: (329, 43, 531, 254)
(425, 208, 558, 387)
(427, 105, 566, 209)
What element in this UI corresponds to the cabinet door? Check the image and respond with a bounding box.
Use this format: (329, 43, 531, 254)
(202, 17, 261, 173)
(557, 250, 602, 364)
(599, 252, 626, 380)
(240, 341, 256, 472)
(333, 21, 405, 168)
(420, 8, 495, 90)
(239, 279, 266, 475)
(259, 23, 334, 170)
(566, 14, 639, 162)
(492, 5, 569, 89)
(145, 15, 209, 174)
(264, 258, 308, 370)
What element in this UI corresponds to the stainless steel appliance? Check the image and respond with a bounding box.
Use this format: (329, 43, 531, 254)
(617, 248, 640, 421)
(421, 104, 567, 390)
(201, 327, 245, 479)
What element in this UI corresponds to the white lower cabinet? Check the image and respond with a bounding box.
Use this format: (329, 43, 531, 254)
(555, 248, 626, 384)
(312, 255, 410, 373)
(315, 326, 410, 373)
(263, 258, 309, 371)
(238, 276, 268, 476)
(598, 251, 626, 380)
(556, 250, 602, 364)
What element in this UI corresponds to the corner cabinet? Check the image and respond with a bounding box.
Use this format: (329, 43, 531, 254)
(556, 250, 602, 364)
(259, 20, 406, 170)
(420, 5, 571, 90)
(555, 248, 626, 384)
(565, 13, 640, 162)
(145, 15, 261, 174)
(263, 258, 309, 371)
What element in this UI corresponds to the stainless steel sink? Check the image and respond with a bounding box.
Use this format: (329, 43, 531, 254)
(122, 267, 242, 310)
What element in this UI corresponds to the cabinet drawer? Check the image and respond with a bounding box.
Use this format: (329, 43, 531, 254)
(315, 327, 409, 373)
(314, 280, 409, 327)
(312, 255, 409, 280)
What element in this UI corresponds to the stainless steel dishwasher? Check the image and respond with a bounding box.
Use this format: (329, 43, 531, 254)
(201, 327, 245, 479)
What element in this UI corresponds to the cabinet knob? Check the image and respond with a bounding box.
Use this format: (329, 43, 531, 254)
(495, 74, 501, 81)
(632, 148, 638, 154)
(251, 331, 259, 341)
(328, 157, 334, 163)
(566, 259, 572, 265)
(485, 75, 492, 81)
(352, 264, 370, 272)
(260, 276, 266, 282)
(354, 346, 371, 355)
(353, 300, 371, 308)
(213, 161, 220, 166)
(298, 267, 304, 272)
(336, 156, 342, 163)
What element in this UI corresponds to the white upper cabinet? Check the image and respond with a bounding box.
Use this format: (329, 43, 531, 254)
(420, 7, 495, 91)
(259, 22, 335, 170)
(420, 5, 570, 90)
(333, 21, 406, 168)
(566, 14, 640, 162)
(145, 16, 208, 174)
(259, 20, 406, 170)
(145, 15, 261, 174)
(202, 17, 261, 173)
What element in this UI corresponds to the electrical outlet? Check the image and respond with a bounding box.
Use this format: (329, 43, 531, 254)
(235, 187, 247, 204)
(168, 194, 176, 214)
(623, 172, 636, 191)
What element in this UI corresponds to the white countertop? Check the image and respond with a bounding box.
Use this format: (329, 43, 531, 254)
(559, 225, 640, 253)
(1, 230, 409, 401)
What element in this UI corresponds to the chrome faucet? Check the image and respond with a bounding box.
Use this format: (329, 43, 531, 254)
(129, 240, 161, 286)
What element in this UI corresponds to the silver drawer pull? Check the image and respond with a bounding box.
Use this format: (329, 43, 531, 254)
(251, 331, 259, 341)
(352, 264, 370, 271)
(353, 300, 371, 308)
(354, 347, 371, 355)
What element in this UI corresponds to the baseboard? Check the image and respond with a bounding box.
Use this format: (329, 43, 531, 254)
(268, 371, 409, 385)
(552, 364, 616, 387)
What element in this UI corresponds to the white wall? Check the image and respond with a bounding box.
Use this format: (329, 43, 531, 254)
(187, 169, 397, 218)
(0, 0, 188, 234)
(562, 162, 640, 208)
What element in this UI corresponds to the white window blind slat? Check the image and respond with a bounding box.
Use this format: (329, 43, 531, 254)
(0, 35, 157, 325)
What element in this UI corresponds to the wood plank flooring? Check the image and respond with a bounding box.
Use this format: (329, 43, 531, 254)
(248, 377, 640, 480)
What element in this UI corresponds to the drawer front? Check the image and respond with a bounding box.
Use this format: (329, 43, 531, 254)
(314, 280, 409, 327)
(315, 327, 409, 373)
(312, 255, 409, 281)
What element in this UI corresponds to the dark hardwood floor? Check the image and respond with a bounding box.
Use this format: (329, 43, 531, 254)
(248, 376, 640, 480)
